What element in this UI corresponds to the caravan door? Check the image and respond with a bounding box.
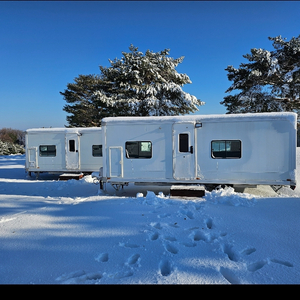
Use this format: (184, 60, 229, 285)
(109, 146, 123, 177)
(173, 122, 196, 180)
(28, 147, 38, 169)
(65, 133, 80, 170)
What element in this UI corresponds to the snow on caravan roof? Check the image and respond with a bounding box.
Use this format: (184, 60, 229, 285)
(26, 127, 101, 133)
(102, 112, 297, 126)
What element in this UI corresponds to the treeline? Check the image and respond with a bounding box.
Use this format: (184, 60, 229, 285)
(0, 128, 25, 155)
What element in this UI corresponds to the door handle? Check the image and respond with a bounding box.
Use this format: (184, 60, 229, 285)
(190, 146, 194, 154)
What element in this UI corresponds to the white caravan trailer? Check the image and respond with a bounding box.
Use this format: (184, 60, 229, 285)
(100, 112, 297, 190)
(25, 127, 102, 177)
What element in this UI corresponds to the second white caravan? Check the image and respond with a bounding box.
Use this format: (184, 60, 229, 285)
(100, 112, 297, 190)
(25, 127, 102, 177)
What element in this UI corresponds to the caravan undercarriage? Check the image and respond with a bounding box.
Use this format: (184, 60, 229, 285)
(99, 179, 295, 197)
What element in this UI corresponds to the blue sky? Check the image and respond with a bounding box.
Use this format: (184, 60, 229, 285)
(1, 1, 300, 130)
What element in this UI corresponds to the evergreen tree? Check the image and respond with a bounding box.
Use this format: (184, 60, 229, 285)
(61, 46, 203, 127)
(96, 45, 204, 116)
(60, 74, 114, 127)
(221, 35, 300, 115)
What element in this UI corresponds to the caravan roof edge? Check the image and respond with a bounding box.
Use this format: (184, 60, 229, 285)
(26, 127, 101, 133)
(102, 112, 297, 125)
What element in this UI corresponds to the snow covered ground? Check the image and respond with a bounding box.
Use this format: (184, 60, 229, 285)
(0, 152, 300, 284)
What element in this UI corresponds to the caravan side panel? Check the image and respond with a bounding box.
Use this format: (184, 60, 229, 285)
(25, 131, 65, 172)
(26, 128, 103, 174)
(104, 122, 173, 181)
(196, 117, 296, 186)
(79, 130, 103, 172)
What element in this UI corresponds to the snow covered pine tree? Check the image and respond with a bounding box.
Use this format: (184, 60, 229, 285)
(61, 45, 203, 127)
(94, 45, 204, 116)
(60, 74, 115, 127)
(221, 35, 300, 115)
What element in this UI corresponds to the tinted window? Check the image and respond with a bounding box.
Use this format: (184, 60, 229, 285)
(125, 141, 152, 159)
(211, 140, 241, 159)
(92, 145, 102, 157)
(39, 145, 56, 157)
(179, 134, 189, 152)
(69, 140, 75, 152)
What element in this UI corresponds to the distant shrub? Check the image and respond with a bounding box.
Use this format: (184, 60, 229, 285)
(0, 128, 25, 155)
(0, 128, 25, 145)
(0, 140, 25, 155)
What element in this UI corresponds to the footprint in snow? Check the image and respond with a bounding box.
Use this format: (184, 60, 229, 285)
(159, 259, 173, 277)
(56, 270, 103, 284)
(247, 260, 268, 272)
(95, 252, 109, 263)
(150, 222, 163, 230)
(270, 258, 293, 268)
(221, 243, 293, 274)
(164, 243, 178, 255)
(241, 247, 256, 256)
(205, 218, 213, 229)
(190, 230, 208, 242)
(149, 231, 159, 241)
(126, 253, 141, 265)
(223, 245, 257, 262)
(220, 267, 241, 284)
(223, 244, 239, 262)
(247, 258, 293, 272)
(189, 228, 220, 243)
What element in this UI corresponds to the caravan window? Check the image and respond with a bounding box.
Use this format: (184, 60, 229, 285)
(69, 140, 75, 152)
(179, 134, 189, 152)
(39, 145, 56, 157)
(92, 145, 102, 157)
(125, 141, 152, 159)
(211, 140, 241, 159)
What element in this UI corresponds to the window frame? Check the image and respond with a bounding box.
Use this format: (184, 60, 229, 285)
(39, 145, 56, 157)
(125, 141, 152, 159)
(92, 145, 103, 157)
(211, 140, 241, 159)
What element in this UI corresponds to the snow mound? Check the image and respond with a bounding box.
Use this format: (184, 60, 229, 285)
(205, 186, 257, 207)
